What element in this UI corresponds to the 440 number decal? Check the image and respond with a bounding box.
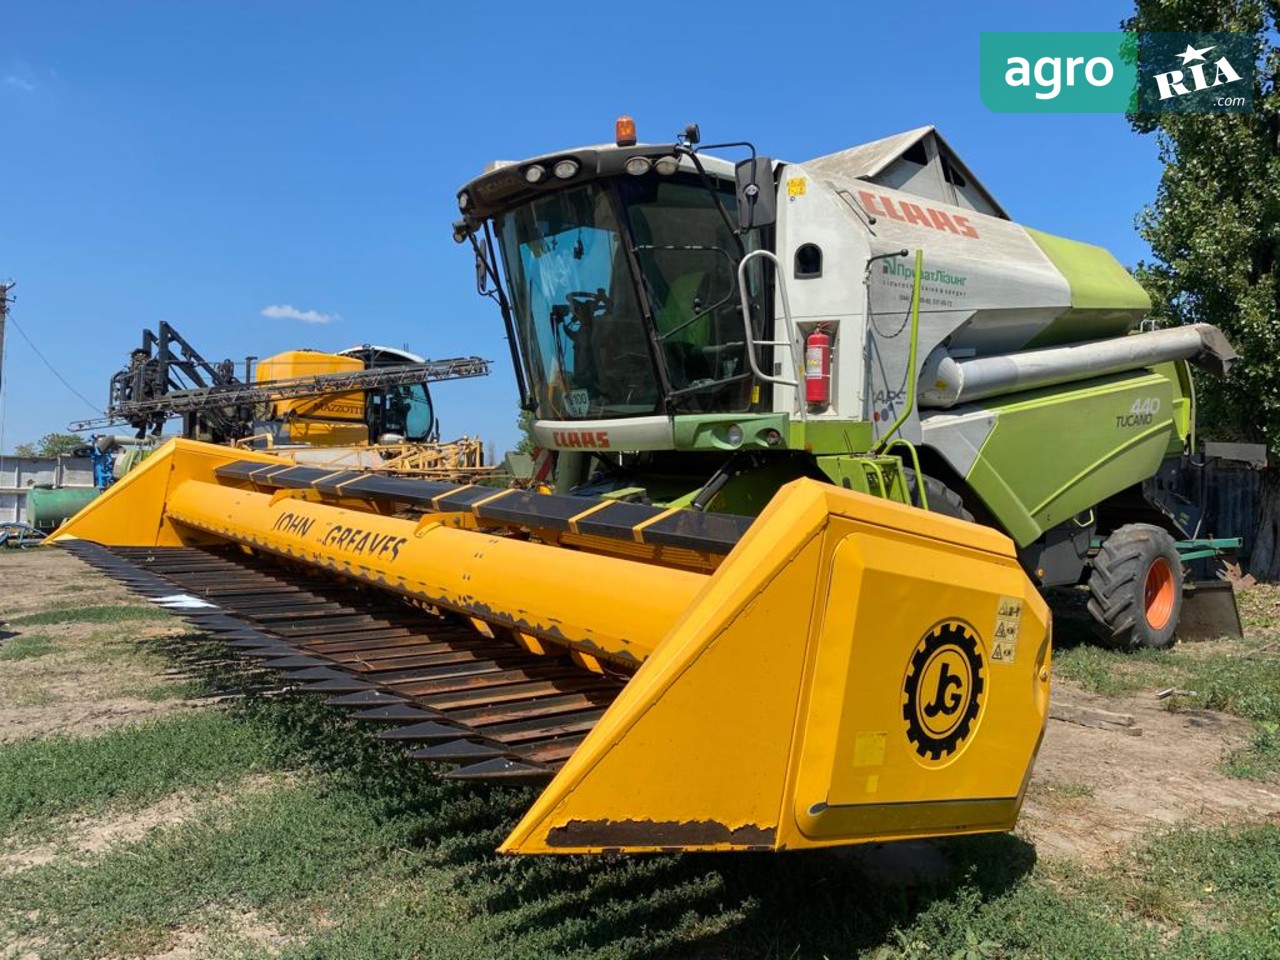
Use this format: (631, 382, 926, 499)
(902, 620, 986, 763)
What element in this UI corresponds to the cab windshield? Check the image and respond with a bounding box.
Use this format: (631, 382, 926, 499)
(369, 383, 435, 442)
(496, 175, 755, 420)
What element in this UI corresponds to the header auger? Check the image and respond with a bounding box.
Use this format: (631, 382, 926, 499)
(50, 437, 1049, 853)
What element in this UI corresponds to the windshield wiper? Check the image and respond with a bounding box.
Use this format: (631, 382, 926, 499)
(631, 244, 737, 342)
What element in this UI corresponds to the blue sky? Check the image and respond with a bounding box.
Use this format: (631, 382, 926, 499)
(0, 0, 1160, 455)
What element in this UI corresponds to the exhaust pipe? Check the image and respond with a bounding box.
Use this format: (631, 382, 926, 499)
(919, 324, 1237, 410)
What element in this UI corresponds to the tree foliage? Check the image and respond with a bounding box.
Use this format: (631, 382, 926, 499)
(12, 432, 86, 458)
(1124, 0, 1280, 444)
(514, 410, 537, 456)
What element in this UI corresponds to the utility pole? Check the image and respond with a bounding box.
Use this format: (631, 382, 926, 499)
(0, 282, 10, 396)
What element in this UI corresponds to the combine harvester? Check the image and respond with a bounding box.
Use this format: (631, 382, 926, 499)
(50, 120, 1235, 854)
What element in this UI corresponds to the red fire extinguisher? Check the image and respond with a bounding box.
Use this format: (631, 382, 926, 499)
(805, 326, 831, 406)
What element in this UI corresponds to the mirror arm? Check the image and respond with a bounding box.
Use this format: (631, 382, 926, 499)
(675, 144, 748, 261)
(471, 223, 534, 411)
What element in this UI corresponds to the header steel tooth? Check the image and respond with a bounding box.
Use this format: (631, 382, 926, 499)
(351, 705, 439, 722)
(408, 739, 506, 762)
(442, 758, 553, 781)
(58, 543, 624, 780)
(377, 720, 467, 741)
(224, 635, 284, 647)
(264, 655, 332, 669)
(287, 667, 355, 682)
(236, 645, 303, 659)
(301, 678, 377, 693)
(327, 691, 409, 707)
(350, 706, 440, 721)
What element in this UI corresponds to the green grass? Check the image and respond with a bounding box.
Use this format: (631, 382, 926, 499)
(1, 678, 1278, 960)
(1052, 643, 1178, 696)
(3, 612, 1279, 958)
(135, 677, 208, 701)
(1177, 654, 1280, 723)
(0, 632, 59, 661)
(7, 771, 1279, 958)
(1055, 638, 1280, 725)
(59, 582, 106, 594)
(7, 602, 175, 627)
(0, 709, 297, 834)
(1223, 723, 1280, 780)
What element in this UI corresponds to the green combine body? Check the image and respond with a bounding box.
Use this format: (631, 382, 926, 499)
(455, 121, 1235, 647)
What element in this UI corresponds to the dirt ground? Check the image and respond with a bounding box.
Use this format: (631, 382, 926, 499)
(0, 548, 201, 742)
(1022, 684, 1280, 859)
(3, 547, 1279, 887)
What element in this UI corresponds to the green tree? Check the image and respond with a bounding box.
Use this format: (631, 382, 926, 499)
(514, 409, 537, 456)
(1124, 0, 1280, 572)
(13, 433, 86, 457)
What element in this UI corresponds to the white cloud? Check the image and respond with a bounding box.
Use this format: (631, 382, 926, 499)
(260, 304, 338, 325)
(4, 75, 34, 92)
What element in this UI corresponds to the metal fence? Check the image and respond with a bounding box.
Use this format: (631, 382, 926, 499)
(1180, 442, 1267, 565)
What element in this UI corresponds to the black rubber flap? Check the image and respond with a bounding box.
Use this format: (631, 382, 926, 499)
(640, 510, 753, 552)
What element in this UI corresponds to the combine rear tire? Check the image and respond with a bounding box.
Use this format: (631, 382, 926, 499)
(1087, 524, 1183, 649)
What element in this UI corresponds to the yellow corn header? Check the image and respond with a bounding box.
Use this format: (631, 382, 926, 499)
(49, 438, 1050, 854)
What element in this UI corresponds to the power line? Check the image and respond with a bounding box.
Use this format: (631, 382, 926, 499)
(6, 312, 104, 415)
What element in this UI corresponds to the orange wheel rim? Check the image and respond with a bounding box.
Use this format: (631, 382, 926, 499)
(1144, 556, 1175, 630)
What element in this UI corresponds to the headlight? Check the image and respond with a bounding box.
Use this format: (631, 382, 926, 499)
(553, 159, 580, 179)
(624, 156, 653, 176)
(457, 191, 471, 211)
(726, 424, 744, 448)
(763, 428, 782, 447)
(654, 155, 680, 176)
(524, 164, 548, 184)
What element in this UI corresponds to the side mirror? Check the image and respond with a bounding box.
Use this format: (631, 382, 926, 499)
(735, 156, 776, 231)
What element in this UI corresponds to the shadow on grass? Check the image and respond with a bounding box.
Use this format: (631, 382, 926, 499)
(153, 628, 1038, 959)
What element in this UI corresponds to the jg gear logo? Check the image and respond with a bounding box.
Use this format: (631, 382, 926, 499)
(903, 620, 986, 764)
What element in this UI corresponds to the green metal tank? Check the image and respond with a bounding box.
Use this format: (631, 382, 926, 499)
(27, 487, 99, 531)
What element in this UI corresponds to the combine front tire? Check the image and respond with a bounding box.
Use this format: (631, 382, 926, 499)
(1087, 524, 1183, 649)
(905, 470, 974, 523)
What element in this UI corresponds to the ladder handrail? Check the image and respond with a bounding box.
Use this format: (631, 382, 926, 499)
(736, 250, 806, 417)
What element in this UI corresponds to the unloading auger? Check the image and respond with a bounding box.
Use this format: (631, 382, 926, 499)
(49, 437, 1050, 854)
